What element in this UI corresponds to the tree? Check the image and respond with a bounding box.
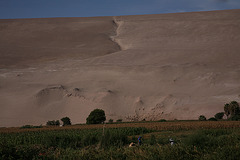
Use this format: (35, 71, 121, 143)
(86, 109, 106, 124)
(214, 112, 224, 120)
(199, 115, 206, 121)
(61, 117, 71, 126)
(224, 103, 231, 119)
(229, 101, 240, 116)
(55, 120, 60, 126)
(46, 120, 60, 126)
(224, 101, 240, 119)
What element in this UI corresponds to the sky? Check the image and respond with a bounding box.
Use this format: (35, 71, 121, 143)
(0, 0, 240, 19)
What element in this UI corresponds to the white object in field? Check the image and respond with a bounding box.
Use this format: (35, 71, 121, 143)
(169, 138, 174, 146)
(129, 142, 136, 147)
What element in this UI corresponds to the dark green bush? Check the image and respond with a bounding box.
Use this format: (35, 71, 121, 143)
(20, 125, 43, 129)
(158, 119, 167, 122)
(208, 117, 217, 121)
(46, 120, 60, 126)
(214, 112, 224, 120)
(108, 119, 114, 123)
(198, 115, 206, 121)
(229, 115, 240, 121)
(116, 119, 122, 123)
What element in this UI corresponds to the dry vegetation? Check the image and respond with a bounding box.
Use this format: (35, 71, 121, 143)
(1, 121, 240, 133)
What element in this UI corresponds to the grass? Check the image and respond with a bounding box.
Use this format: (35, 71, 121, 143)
(1, 121, 240, 159)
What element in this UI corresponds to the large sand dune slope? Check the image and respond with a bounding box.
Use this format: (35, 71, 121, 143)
(0, 9, 240, 127)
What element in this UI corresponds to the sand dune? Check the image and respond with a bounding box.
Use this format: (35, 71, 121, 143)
(0, 9, 240, 127)
(0, 17, 120, 68)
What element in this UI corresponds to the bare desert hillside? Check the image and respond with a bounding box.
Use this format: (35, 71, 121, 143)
(0, 9, 240, 127)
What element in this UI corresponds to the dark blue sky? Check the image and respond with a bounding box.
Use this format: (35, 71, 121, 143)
(0, 0, 240, 19)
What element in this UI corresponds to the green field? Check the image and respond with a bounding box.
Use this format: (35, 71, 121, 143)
(1, 121, 240, 159)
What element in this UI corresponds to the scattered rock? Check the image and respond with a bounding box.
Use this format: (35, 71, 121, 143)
(74, 88, 80, 91)
(66, 93, 72, 97)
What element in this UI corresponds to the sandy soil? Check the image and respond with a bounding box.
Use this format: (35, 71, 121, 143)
(0, 9, 240, 127)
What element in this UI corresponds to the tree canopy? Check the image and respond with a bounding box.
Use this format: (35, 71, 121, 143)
(46, 120, 60, 126)
(61, 117, 71, 126)
(224, 101, 240, 119)
(86, 109, 106, 124)
(214, 112, 224, 120)
(224, 103, 230, 118)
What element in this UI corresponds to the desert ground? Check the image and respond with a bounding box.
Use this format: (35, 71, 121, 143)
(0, 9, 240, 127)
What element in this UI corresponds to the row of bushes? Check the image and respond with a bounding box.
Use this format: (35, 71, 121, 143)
(46, 117, 71, 126)
(199, 101, 240, 121)
(22, 101, 240, 128)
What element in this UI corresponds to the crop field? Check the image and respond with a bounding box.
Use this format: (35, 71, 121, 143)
(1, 120, 240, 133)
(1, 121, 240, 159)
